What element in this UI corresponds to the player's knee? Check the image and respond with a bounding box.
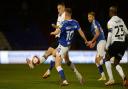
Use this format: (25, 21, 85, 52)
(95, 56, 101, 64)
(113, 58, 120, 67)
(44, 48, 54, 58)
(105, 53, 111, 61)
(52, 53, 56, 57)
(55, 62, 59, 68)
(95, 58, 98, 64)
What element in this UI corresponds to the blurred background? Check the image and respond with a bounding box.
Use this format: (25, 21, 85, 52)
(0, 0, 127, 50)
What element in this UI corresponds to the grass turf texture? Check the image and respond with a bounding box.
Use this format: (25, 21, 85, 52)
(0, 64, 128, 89)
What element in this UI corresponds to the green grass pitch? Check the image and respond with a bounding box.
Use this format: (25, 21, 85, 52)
(0, 64, 128, 89)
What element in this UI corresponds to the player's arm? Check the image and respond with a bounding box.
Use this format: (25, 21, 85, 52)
(123, 22, 128, 35)
(51, 24, 60, 29)
(91, 28, 100, 43)
(77, 28, 88, 44)
(106, 24, 112, 50)
(50, 28, 61, 35)
(50, 22, 62, 35)
(88, 22, 100, 46)
(87, 28, 100, 47)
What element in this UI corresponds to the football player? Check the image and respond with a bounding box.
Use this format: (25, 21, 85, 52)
(105, 6, 128, 86)
(50, 8, 88, 85)
(87, 12, 106, 81)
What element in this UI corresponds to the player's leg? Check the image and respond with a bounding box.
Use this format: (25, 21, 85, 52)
(95, 40, 106, 80)
(105, 44, 116, 86)
(105, 54, 115, 85)
(114, 58, 128, 85)
(42, 39, 59, 77)
(95, 56, 106, 80)
(27, 37, 58, 69)
(26, 47, 54, 69)
(43, 47, 55, 59)
(42, 48, 56, 79)
(55, 45, 69, 86)
(64, 52, 84, 85)
(113, 44, 128, 86)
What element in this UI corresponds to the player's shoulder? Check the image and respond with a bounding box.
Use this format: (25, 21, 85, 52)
(92, 20, 100, 26)
(72, 19, 78, 22)
(67, 19, 79, 24)
(107, 19, 113, 29)
(94, 20, 99, 24)
(92, 20, 101, 28)
(108, 17, 114, 25)
(61, 20, 68, 24)
(108, 16, 118, 23)
(118, 17, 125, 24)
(68, 19, 78, 22)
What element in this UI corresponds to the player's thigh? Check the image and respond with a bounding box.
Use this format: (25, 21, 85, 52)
(47, 47, 55, 53)
(45, 38, 58, 56)
(49, 38, 59, 49)
(44, 47, 55, 58)
(56, 45, 69, 59)
(96, 40, 106, 57)
(105, 42, 120, 61)
(55, 54, 62, 67)
(105, 49, 113, 61)
(52, 49, 57, 57)
(111, 42, 125, 60)
(96, 40, 106, 63)
(113, 58, 120, 67)
(64, 51, 70, 62)
(113, 46, 126, 66)
(55, 45, 69, 66)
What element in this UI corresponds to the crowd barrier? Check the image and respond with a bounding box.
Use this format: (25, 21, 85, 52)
(0, 51, 128, 64)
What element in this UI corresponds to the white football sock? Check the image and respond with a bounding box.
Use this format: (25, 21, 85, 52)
(70, 62, 78, 73)
(116, 65, 125, 80)
(101, 72, 105, 77)
(70, 63, 82, 79)
(105, 61, 114, 80)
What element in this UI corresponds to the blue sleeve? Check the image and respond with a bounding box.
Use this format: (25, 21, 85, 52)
(75, 21, 80, 30)
(93, 21, 101, 30)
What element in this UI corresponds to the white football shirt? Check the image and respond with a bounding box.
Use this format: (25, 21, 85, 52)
(56, 12, 65, 37)
(107, 16, 128, 44)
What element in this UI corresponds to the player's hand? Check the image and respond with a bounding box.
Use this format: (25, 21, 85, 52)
(87, 41, 92, 46)
(89, 42, 95, 48)
(87, 41, 96, 48)
(50, 32, 55, 35)
(51, 24, 59, 29)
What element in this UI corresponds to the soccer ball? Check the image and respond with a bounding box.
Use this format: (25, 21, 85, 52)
(32, 56, 40, 65)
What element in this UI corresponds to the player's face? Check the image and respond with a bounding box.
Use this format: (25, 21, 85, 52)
(109, 10, 113, 17)
(57, 5, 65, 15)
(88, 14, 94, 23)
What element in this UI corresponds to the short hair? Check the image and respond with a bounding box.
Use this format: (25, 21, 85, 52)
(88, 11, 95, 17)
(57, 2, 65, 7)
(65, 8, 72, 15)
(109, 6, 117, 14)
